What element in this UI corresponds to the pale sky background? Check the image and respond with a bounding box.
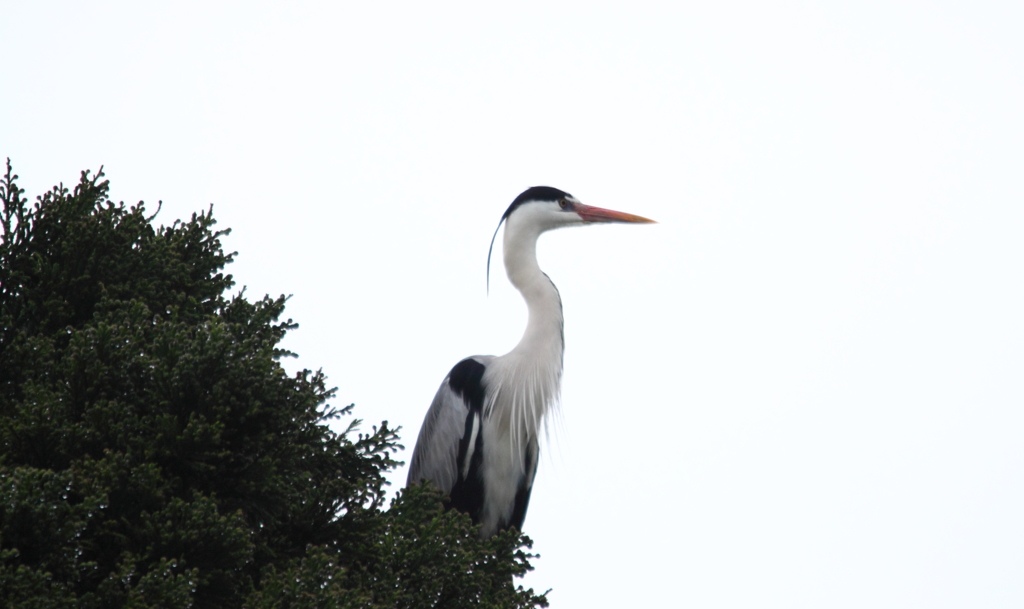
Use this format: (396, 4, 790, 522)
(4, 2, 1023, 607)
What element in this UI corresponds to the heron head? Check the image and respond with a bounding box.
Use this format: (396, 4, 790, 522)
(486, 186, 656, 290)
(501, 186, 656, 232)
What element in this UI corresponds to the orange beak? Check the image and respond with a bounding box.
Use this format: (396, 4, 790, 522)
(575, 203, 657, 224)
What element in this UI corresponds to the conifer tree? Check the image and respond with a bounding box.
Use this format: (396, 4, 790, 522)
(0, 160, 548, 609)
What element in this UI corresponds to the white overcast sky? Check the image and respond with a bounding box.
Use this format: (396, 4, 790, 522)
(4, 2, 1023, 607)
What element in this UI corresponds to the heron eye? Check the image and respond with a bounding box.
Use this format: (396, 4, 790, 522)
(558, 198, 568, 209)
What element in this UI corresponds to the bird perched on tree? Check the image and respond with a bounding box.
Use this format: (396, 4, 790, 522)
(407, 186, 655, 537)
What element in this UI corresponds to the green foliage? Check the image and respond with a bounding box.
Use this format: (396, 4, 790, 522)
(0, 161, 547, 609)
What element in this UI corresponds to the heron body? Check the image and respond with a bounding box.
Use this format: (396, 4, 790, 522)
(407, 186, 654, 537)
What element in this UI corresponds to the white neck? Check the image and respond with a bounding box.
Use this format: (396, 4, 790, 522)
(502, 221, 564, 363)
(481, 213, 565, 441)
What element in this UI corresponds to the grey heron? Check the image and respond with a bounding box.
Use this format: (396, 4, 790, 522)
(407, 186, 655, 537)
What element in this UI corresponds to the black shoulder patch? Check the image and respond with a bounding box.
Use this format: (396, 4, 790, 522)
(446, 358, 488, 525)
(502, 186, 573, 221)
(448, 358, 487, 413)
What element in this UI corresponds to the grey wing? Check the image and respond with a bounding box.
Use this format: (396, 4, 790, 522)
(407, 355, 494, 493)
